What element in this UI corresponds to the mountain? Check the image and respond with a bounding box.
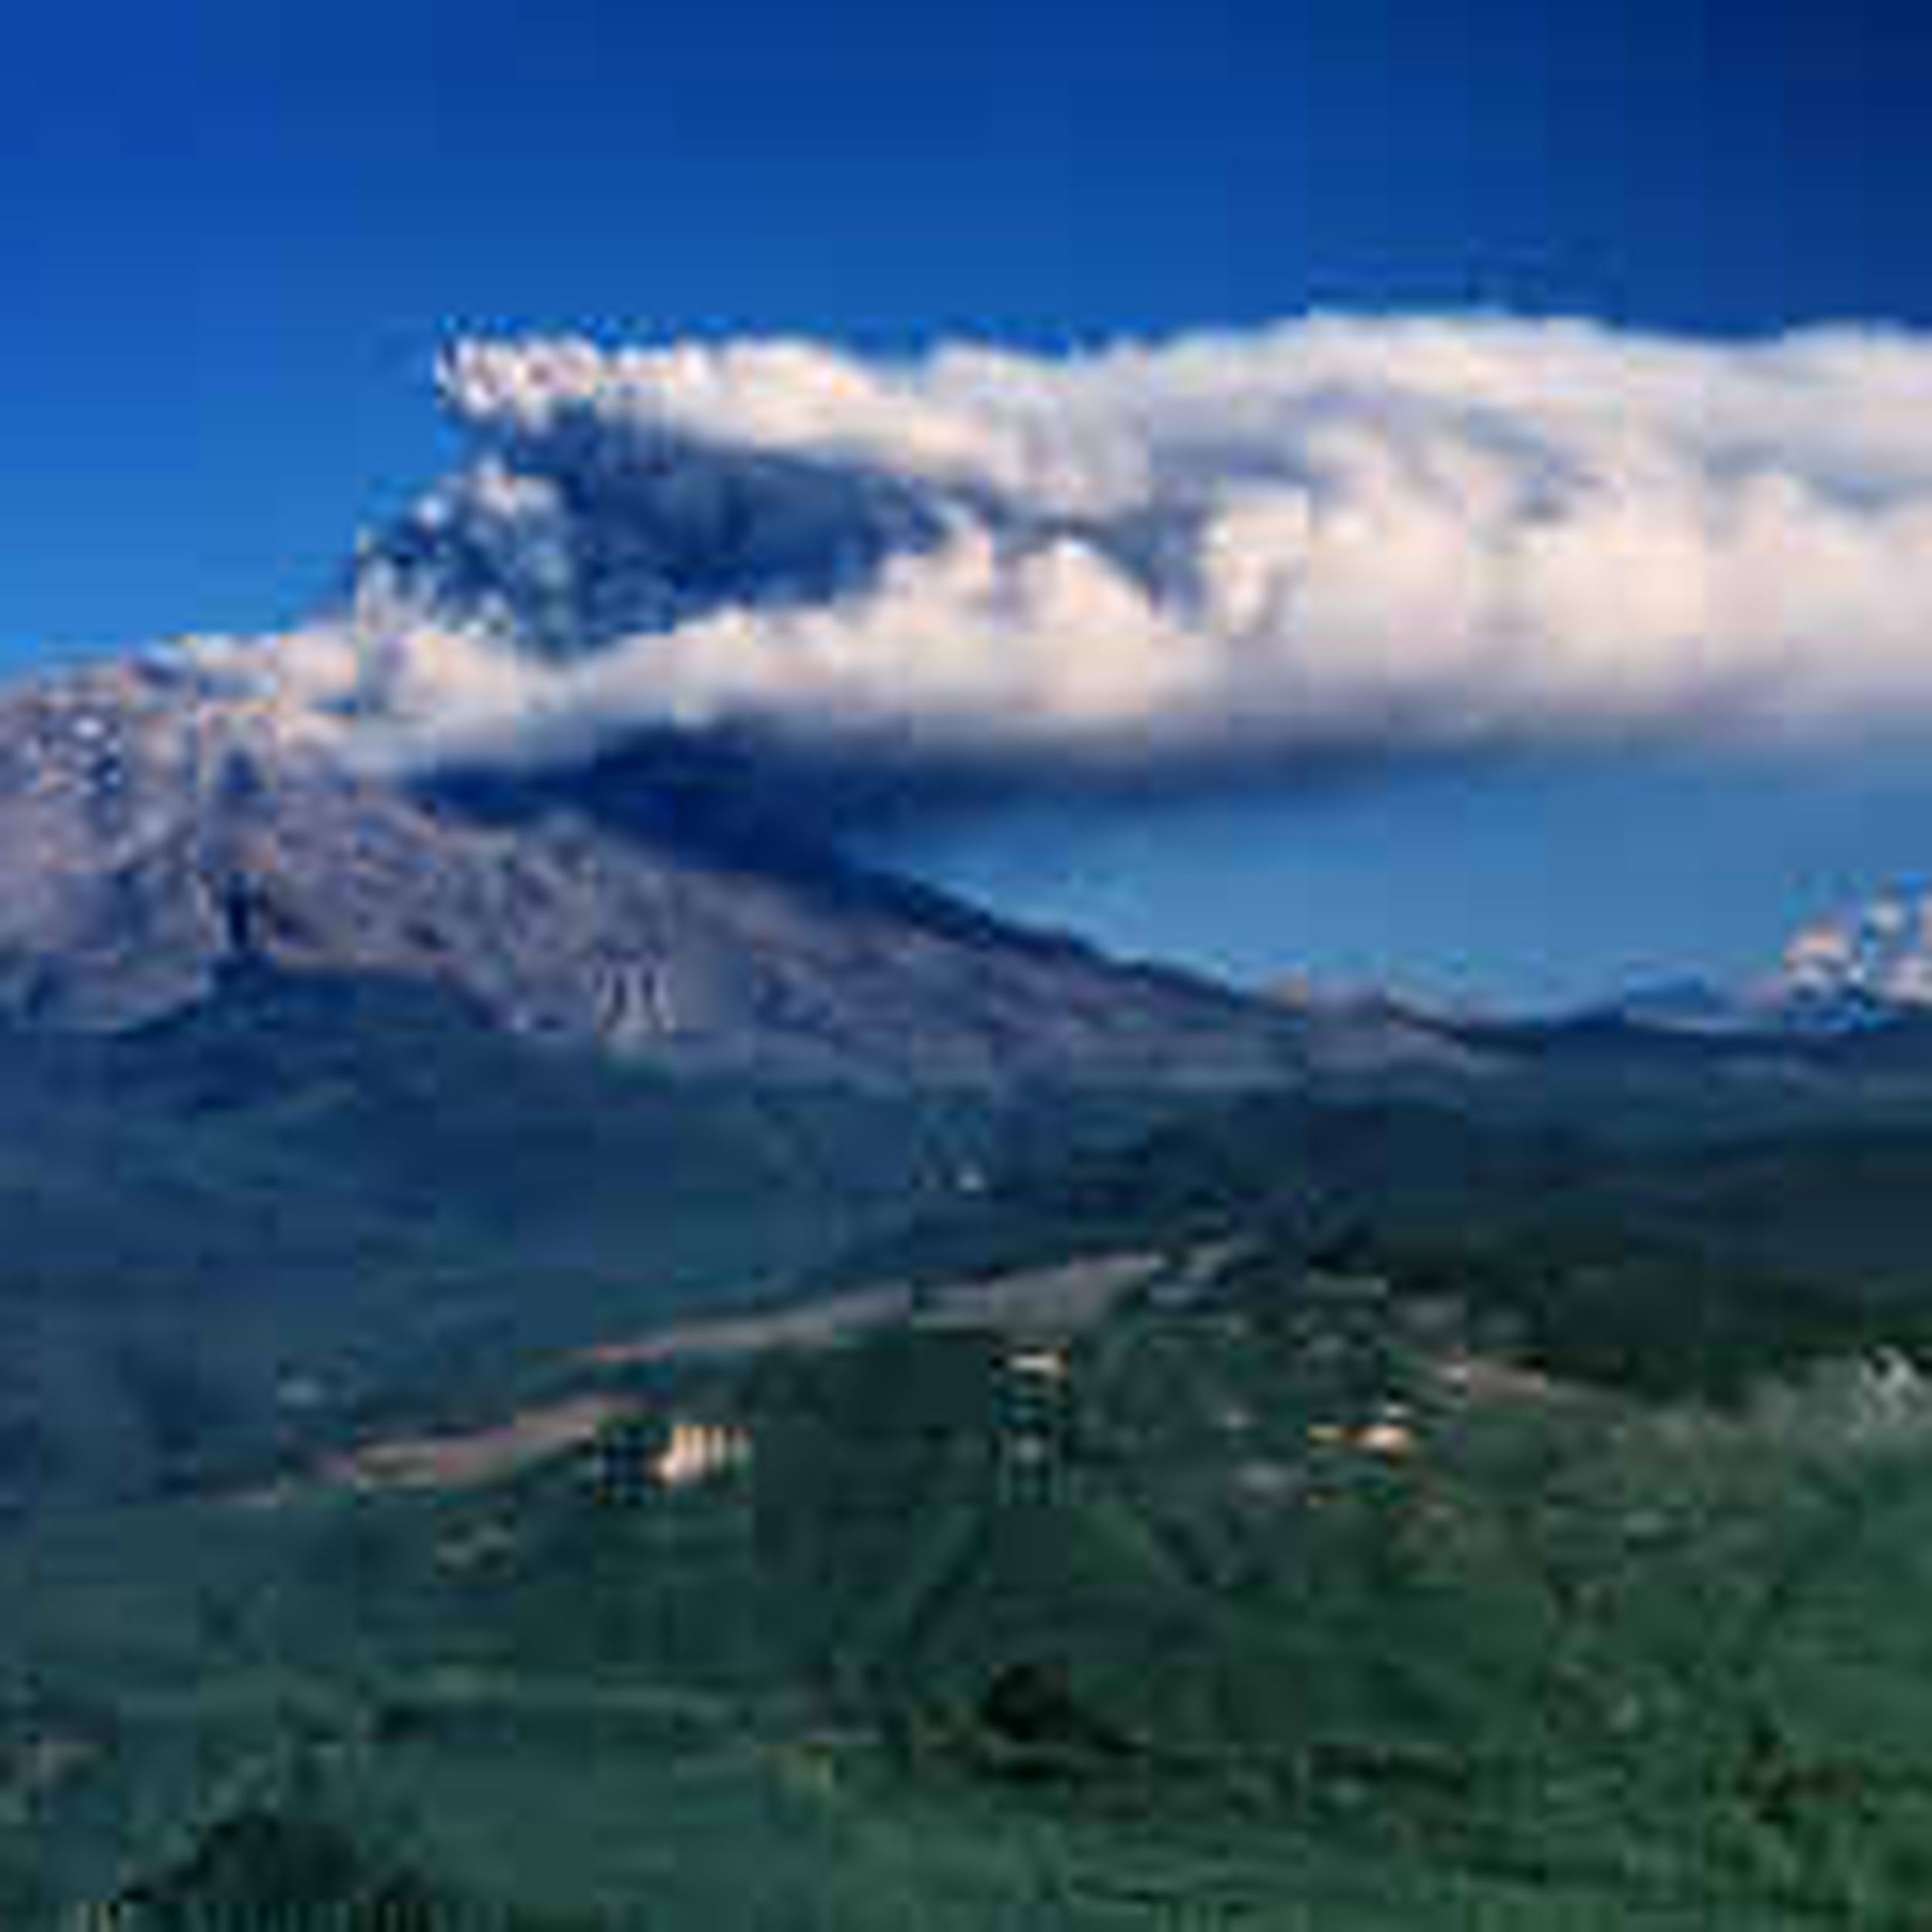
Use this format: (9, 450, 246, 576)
(0, 650, 1324, 1519)
(1760, 886, 1932, 1021)
(0, 648, 1539, 1536)
(15, 667, 1932, 1927)
(0, 656, 1319, 1090)
(1594, 975, 1767, 1033)
(1593, 890, 1932, 1038)
(1264, 978, 1496, 1076)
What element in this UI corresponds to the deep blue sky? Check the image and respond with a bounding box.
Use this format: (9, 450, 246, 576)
(7, 0, 1932, 1002)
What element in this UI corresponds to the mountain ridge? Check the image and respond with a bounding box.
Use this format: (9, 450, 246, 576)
(0, 655, 1354, 1089)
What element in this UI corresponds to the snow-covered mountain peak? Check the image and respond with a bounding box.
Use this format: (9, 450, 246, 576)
(1768, 889, 1932, 1011)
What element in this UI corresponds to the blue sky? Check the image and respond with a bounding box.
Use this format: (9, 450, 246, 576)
(7, 0, 1932, 1003)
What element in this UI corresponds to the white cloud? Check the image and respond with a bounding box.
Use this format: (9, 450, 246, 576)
(189, 315, 1932, 794)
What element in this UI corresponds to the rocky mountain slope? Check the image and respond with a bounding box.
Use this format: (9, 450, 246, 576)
(0, 656, 1327, 1088)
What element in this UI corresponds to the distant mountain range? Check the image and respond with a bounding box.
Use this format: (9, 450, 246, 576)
(1600, 889, 1932, 1036)
(1769, 887, 1932, 1011)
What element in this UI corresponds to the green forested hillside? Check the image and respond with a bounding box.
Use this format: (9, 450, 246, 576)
(0, 967, 1081, 1519)
(823, 1086, 1932, 1302)
(12, 1002, 1932, 1926)
(14, 1200, 1932, 1928)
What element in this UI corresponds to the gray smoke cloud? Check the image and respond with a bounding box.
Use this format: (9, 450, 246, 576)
(185, 315, 1932, 809)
